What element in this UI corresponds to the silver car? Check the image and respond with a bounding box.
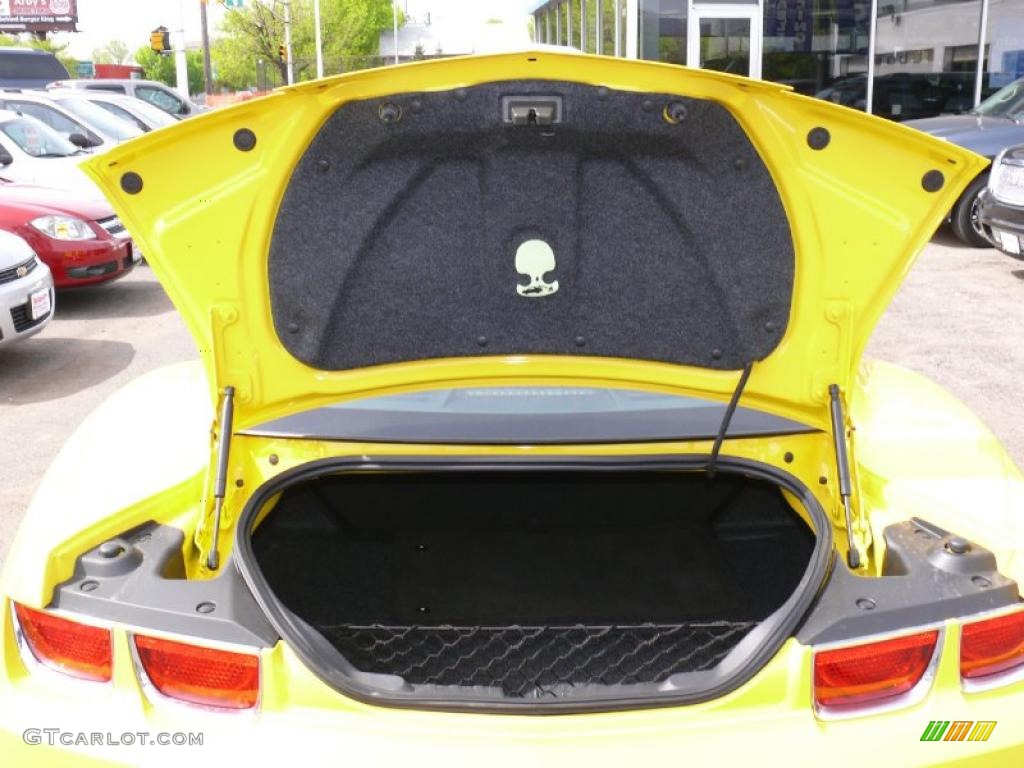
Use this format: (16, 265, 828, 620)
(46, 79, 205, 118)
(0, 229, 53, 346)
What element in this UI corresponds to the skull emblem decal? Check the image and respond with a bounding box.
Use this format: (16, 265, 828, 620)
(515, 239, 559, 298)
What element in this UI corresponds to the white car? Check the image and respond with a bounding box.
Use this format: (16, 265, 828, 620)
(47, 77, 205, 118)
(0, 228, 53, 346)
(0, 91, 141, 152)
(0, 110, 106, 199)
(47, 90, 178, 133)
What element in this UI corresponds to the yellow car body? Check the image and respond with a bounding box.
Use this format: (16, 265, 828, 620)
(1, 52, 1022, 766)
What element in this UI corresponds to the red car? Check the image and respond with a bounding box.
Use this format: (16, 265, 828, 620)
(0, 179, 134, 288)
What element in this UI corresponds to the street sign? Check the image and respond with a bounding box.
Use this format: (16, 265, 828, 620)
(75, 60, 94, 77)
(0, 0, 78, 32)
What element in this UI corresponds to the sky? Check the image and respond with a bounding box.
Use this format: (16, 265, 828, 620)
(49, 1, 538, 61)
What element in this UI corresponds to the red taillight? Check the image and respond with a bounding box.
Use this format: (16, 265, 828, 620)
(961, 611, 1024, 681)
(14, 603, 112, 682)
(133, 634, 259, 709)
(814, 630, 938, 710)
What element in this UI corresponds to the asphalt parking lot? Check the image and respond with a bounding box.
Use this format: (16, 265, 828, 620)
(1, 232, 1022, 570)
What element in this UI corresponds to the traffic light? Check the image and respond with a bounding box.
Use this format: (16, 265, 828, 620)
(278, 44, 287, 63)
(150, 26, 170, 55)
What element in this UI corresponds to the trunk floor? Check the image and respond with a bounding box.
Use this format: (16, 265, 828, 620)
(252, 473, 815, 697)
(321, 621, 758, 697)
(260, 522, 752, 626)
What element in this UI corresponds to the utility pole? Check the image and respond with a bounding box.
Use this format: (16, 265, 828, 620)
(200, 0, 213, 95)
(175, 0, 190, 99)
(283, 0, 294, 85)
(392, 1, 399, 65)
(314, 0, 323, 78)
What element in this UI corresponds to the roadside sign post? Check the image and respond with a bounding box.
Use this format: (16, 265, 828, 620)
(174, 0, 190, 98)
(283, 0, 293, 85)
(200, 0, 213, 94)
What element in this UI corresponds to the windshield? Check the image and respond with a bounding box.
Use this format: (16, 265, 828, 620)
(975, 77, 1024, 119)
(0, 116, 78, 157)
(241, 386, 814, 444)
(92, 100, 147, 131)
(51, 96, 144, 141)
(120, 98, 177, 128)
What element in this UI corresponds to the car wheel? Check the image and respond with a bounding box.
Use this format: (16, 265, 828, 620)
(951, 173, 992, 248)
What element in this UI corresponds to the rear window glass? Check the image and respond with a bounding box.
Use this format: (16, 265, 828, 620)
(242, 387, 813, 444)
(85, 84, 127, 94)
(136, 85, 184, 113)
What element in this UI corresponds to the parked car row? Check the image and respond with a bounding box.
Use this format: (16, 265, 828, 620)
(0, 227, 53, 347)
(0, 68, 194, 348)
(905, 75, 1024, 247)
(979, 146, 1024, 259)
(816, 71, 994, 123)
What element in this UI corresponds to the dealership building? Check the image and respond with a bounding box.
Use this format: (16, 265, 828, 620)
(530, 1, 1024, 119)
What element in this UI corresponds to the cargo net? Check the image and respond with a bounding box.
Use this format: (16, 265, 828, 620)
(320, 621, 758, 698)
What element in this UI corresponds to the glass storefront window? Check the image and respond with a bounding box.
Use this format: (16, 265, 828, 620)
(700, 17, 752, 75)
(537, 0, 997, 119)
(763, 1, 871, 100)
(640, 1, 687, 65)
(871, 0, 983, 120)
(984, 0, 1024, 99)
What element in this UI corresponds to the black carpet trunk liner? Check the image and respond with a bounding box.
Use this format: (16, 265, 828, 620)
(252, 472, 814, 697)
(394, 523, 746, 624)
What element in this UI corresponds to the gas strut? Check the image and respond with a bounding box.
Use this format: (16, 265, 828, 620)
(207, 386, 235, 571)
(829, 384, 861, 569)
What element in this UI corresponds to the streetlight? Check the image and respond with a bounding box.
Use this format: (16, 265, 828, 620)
(392, 1, 399, 65)
(314, 0, 323, 78)
(283, 1, 294, 84)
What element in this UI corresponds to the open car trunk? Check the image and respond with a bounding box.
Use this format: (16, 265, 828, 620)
(242, 462, 829, 710)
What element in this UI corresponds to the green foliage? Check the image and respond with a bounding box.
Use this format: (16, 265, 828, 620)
(134, 46, 206, 95)
(211, 0, 399, 91)
(92, 39, 131, 65)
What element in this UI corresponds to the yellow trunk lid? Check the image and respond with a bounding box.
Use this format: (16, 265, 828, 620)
(81, 52, 986, 431)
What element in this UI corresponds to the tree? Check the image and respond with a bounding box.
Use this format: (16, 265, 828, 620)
(92, 39, 131, 65)
(134, 46, 206, 96)
(211, 0, 399, 91)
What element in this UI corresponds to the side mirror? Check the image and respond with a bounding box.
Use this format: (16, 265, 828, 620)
(0, 146, 12, 165)
(68, 132, 90, 148)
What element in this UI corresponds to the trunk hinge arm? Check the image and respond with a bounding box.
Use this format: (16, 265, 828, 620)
(206, 385, 235, 571)
(707, 362, 754, 480)
(828, 383, 861, 569)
